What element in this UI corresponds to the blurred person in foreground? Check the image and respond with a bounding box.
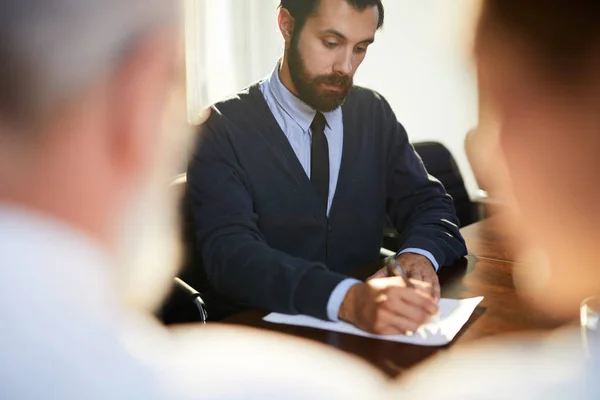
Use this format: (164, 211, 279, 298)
(0, 1, 388, 398)
(399, 1, 600, 398)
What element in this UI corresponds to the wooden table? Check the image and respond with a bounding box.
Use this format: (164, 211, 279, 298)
(460, 215, 518, 263)
(225, 217, 559, 377)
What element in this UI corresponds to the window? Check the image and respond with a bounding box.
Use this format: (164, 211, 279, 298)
(184, 0, 281, 124)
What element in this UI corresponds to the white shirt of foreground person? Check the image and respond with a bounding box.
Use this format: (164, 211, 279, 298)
(396, 330, 600, 399)
(0, 206, 388, 399)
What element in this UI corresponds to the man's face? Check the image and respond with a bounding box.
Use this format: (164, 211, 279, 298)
(288, 0, 379, 112)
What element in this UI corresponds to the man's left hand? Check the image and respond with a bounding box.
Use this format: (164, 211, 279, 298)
(369, 253, 440, 302)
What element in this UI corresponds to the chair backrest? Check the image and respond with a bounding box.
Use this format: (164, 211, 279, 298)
(171, 175, 197, 275)
(160, 174, 208, 324)
(412, 142, 479, 227)
(464, 129, 483, 190)
(160, 174, 245, 324)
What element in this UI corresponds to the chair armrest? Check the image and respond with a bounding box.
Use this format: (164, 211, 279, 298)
(174, 277, 208, 323)
(380, 248, 396, 258)
(471, 189, 511, 219)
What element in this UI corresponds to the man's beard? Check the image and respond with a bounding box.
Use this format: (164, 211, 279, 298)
(288, 34, 353, 112)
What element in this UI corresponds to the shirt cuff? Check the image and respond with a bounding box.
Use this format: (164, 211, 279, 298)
(326, 278, 362, 322)
(398, 248, 439, 271)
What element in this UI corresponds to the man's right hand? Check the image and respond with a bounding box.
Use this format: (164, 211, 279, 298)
(338, 277, 438, 335)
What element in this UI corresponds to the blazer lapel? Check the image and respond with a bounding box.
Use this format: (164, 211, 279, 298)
(329, 93, 360, 217)
(247, 85, 318, 199)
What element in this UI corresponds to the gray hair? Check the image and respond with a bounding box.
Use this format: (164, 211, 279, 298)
(0, 0, 178, 127)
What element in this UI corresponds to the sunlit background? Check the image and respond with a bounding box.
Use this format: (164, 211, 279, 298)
(185, 0, 481, 197)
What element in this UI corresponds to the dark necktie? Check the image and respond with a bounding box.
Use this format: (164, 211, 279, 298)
(310, 112, 329, 213)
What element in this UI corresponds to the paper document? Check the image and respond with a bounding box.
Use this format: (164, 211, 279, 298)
(263, 297, 483, 346)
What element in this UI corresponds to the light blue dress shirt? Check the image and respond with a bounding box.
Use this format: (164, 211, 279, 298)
(260, 63, 438, 321)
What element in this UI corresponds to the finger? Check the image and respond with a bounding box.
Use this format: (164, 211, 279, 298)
(404, 266, 422, 281)
(387, 313, 422, 334)
(382, 276, 431, 295)
(431, 275, 441, 302)
(408, 278, 433, 295)
(371, 309, 421, 335)
(384, 297, 431, 326)
(397, 287, 438, 315)
(415, 272, 436, 298)
(417, 269, 440, 300)
(385, 314, 421, 335)
(368, 267, 388, 281)
(383, 288, 436, 322)
(411, 271, 426, 285)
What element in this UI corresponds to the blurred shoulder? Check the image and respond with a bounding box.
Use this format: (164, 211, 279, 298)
(395, 329, 599, 399)
(165, 324, 389, 399)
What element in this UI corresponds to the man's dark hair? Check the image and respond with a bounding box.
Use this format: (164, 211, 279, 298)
(279, 0, 384, 34)
(477, 0, 600, 79)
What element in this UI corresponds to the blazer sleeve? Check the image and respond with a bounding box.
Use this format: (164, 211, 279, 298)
(186, 117, 347, 320)
(381, 99, 468, 268)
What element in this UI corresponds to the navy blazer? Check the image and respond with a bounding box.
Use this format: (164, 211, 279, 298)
(187, 83, 467, 320)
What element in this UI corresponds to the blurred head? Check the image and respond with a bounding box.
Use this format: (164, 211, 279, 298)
(474, 0, 600, 317)
(278, 0, 384, 112)
(0, 0, 188, 311)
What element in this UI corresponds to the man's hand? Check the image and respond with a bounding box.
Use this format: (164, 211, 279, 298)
(397, 253, 441, 302)
(338, 277, 438, 335)
(369, 253, 440, 302)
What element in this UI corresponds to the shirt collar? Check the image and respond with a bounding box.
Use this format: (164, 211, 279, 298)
(266, 61, 340, 133)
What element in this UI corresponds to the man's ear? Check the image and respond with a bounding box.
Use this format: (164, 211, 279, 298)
(108, 30, 178, 182)
(278, 8, 295, 49)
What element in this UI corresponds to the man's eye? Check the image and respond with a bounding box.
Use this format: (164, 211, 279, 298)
(355, 47, 367, 54)
(324, 41, 339, 49)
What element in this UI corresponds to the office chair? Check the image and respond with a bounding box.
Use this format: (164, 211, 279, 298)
(174, 277, 207, 323)
(161, 173, 246, 324)
(159, 174, 208, 324)
(413, 141, 481, 228)
(380, 142, 481, 254)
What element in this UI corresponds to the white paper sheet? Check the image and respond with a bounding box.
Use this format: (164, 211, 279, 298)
(263, 297, 484, 346)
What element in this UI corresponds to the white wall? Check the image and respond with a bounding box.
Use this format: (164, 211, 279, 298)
(354, 0, 480, 196)
(185, 0, 282, 117)
(232, 0, 284, 88)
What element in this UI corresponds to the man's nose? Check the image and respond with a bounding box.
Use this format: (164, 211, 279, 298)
(332, 48, 353, 75)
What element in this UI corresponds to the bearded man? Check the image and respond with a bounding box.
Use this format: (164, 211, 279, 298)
(186, 0, 467, 333)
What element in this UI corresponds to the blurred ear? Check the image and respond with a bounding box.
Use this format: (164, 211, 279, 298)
(108, 29, 178, 184)
(278, 8, 295, 49)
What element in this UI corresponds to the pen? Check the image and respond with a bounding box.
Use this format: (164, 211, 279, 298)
(384, 256, 440, 322)
(384, 255, 414, 288)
